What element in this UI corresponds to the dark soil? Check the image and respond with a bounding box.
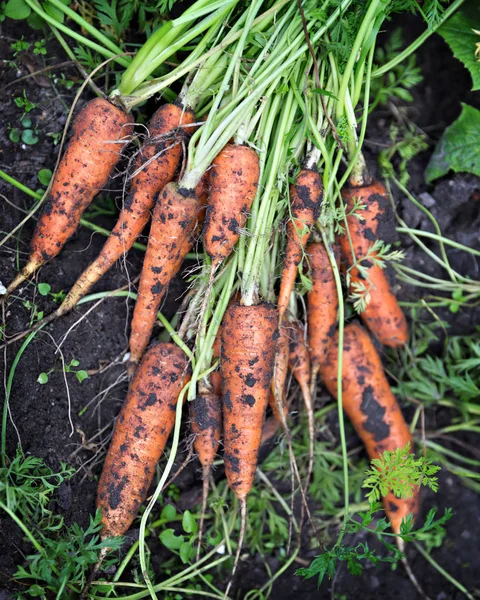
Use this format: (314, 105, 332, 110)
(1, 13, 479, 600)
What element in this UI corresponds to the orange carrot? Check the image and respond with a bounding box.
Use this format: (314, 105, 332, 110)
(221, 302, 277, 500)
(321, 322, 418, 533)
(306, 242, 339, 384)
(128, 183, 198, 373)
(55, 103, 196, 316)
(288, 320, 315, 485)
(277, 168, 323, 322)
(7, 98, 132, 294)
(190, 380, 222, 557)
(339, 181, 408, 347)
(203, 144, 259, 268)
(97, 342, 190, 538)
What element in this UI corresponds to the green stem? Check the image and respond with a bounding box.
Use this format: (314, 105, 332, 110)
(413, 541, 474, 600)
(0, 500, 45, 555)
(371, 0, 466, 79)
(2, 327, 44, 466)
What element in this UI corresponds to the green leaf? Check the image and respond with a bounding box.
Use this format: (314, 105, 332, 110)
(438, 1, 480, 91)
(179, 541, 192, 564)
(5, 0, 31, 19)
(160, 504, 176, 522)
(311, 88, 338, 100)
(21, 116, 32, 128)
(27, 584, 45, 597)
(37, 282, 51, 296)
(425, 103, 480, 182)
(22, 129, 39, 145)
(160, 529, 184, 550)
(76, 370, 89, 384)
(43, 0, 66, 23)
(9, 128, 20, 143)
(182, 510, 198, 535)
(38, 169, 52, 187)
(37, 372, 49, 384)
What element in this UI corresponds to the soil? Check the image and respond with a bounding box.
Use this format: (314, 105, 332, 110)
(1, 12, 479, 600)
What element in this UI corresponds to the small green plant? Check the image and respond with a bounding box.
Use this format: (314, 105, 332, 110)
(362, 443, 441, 503)
(159, 505, 199, 564)
(14, 90, 36, 114)
(38, 357, 89, 385)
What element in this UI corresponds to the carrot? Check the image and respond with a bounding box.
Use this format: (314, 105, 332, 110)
(321, 322, 419, 533)
(221, 301, 277, 593)
(306, 242, 339, 387)
(190, 380, 222, 557)
(221, 302, 277, 499)
(7, 98, 132, 294)
(203, 144, 259, 268)
(288, 321, 315, 486)
(55, 103, 196, 316)
(97, 342, 190, 538)
(277, 168, 323, 322)
(128, 182, 198, 373)
(339, 181, 408, 347)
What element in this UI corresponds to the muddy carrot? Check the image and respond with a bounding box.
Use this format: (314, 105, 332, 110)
(339, 181, 408, 347)
(128, 182, 198, 373)
(321, 322, 418, 533)
(97, 342, 190, 538)
(306, 242, 339, 386)
(55, 103, 196, 316)
(277, 168, 323, 323)
(7, 98, 132, 294)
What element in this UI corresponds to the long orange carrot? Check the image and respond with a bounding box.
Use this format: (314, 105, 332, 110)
(306, 242, 339, 385)
(221, 302, 277, 500)
(277, 168, 323, 322)
(203, 144, 259, 268)
(127, 183, 198, 373)
(288, 320, 315, 485)
(97, 342, 190, 538)
(339, 181, 408, 347)
(7, 98, 132, 294)
(190, 380, 222, 557)
(321, 322, 419, 533)
(55, 103, 196, 316)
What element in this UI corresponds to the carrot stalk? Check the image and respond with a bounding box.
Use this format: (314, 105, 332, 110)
(321, 322, 419, 533)
(97, 342, 191, 538)
(127, 183, 198, 373)
(55, 103, 196, 316)
(7, 98, 132, 294)
(277, 168, 323, 323)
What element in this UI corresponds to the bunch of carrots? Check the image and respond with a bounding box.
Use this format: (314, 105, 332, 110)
(1, 0, 436, 593)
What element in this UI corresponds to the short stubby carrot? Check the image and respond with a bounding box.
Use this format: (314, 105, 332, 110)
(277, 168, 323, 322)
(221, 302, 278, 500)
(307, 242, 339, 381)
(203, 144, 259, 267)
(7, 98, 132, 294)
(321, 322, 418, 533)
(55, 103, 196, 316)
(128, 183, 198, 372)
(339, 182, 408, 347)
(97, 342, 190, 538)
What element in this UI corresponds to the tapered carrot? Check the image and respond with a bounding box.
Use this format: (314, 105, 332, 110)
(97, 342, 190, 538)
(339, 181, 408, 347)
(55, 103, 196, 316)
(191, 380, 222, 557)
(321, 322, 419, 533)
(221, 301, 277, 593)
(306, 242, 339, 387)
(277, 168, 323, 323)
(203, 144, 259, 268)
(221, 302, 277, 499)
(7, 98, 132, 294)
(128, 183, 198, 373)
(288, 321, 314, 485)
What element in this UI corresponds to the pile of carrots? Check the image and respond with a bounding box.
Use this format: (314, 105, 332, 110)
(1, 0, 424, 591)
